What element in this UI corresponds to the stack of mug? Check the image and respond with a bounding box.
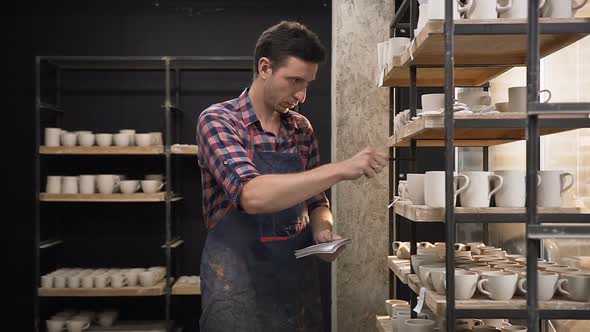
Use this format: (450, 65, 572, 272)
(377, 37, 411, 75)
(41, 266, 166, 289)
(494, 86, 553, 114)
(45, 174, 166, 195)
(47, 308, 119, 331)
(399, 169, 575, 208)
(460, 0, 588, 19)
(44, 128, 163, 147)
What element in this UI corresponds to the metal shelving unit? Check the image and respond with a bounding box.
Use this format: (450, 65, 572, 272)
(34, 56, 252, 332)
(387, 1, 590, 331)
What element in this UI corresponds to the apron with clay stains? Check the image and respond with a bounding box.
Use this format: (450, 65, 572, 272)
(199, 128, 323, 332)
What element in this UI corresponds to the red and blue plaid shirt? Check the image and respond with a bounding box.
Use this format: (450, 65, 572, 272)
(196, 88, 330, 229)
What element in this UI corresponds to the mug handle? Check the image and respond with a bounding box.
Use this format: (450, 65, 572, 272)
(560, 173, 575, 193)
(557, 278, 570, 296)
(537, 174, 542, 187)
(573, 0, 589, 10)
(122, 278, 128, 287)
(496, 0, 512, 13)
(455, 174, 470, 198)
(404, 186, 410, 200)
(135, 183, 141, 192)
(518, 278, 528, 294)
(477, 279, 492, 298)
(540, 89, 552, 103)
(539, 0, 546, 7)
(473, 319, 484, 327)
(489, 174, 504, 200)
(82, 322, 90, 330)
(158, 182, 166, 191)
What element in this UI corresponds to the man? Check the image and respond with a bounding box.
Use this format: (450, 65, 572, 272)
(196, 21, 388, 332)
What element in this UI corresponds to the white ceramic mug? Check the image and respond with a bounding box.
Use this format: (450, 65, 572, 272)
(135, 133, 152, 147)
(78, 133, 95, 147)
(493, 170, 541, 208)
(497, 0, 546, 18)
(97, 175, 120, 194)
(95, 133, 113, 147)
(502, 326, 527, 332)
(441, 270, 479, 300)
(61, 132, 77, 147)
(404, 318, 436, 332)
(537, 170, 574, 207)
(113, 133, 131, 147)
(125, 270, 140, 287)
(478, 271, 518, 300)
(557, 272, 590, 302)
(421, 94, 446, 112)
(61, 176, 79, 194)
(119, 180, 141, 194)
(542, 0, 588, 17)
(517, 271, 559, 300)
(428, 0, 461, 19)
(458, 171, 503, 208)
(495, 102, 510, 113)
(81, 275, 94, 288)
(424, 171, 470, 208)
(45, 128, 62, 147)
(119, 129, 136, 145)
(79, 175, 96, 194)
(66, 319, 90, 332)
(388, 37, 410, 63)
(46, 319, 66, 332)
(141, 180, 165, 193)
(406, 174, 425, 205)
(398, 180, 408, 199)
(508, 86, 551, 113)
(150, 132, 163, 145)
(139, 271, 157, 287)
(462, 0, 503, 19)
(67, 275, 81, 288)
(110, 273, 128, 288)
(46, 176, 62, 194)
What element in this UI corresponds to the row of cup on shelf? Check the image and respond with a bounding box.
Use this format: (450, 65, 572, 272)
(44, 128, 163, 147)
(385, 299, 525, 332)
(41, 267, 166, 289)
(397, 170, 574, 208)
(47, 308, 119, 332)
(409, 243, 590, 302)
(177, 275, 200, 285)
(45, 174, 165, 194)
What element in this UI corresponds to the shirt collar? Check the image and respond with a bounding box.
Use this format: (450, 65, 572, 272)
(238, 88, 299, 130)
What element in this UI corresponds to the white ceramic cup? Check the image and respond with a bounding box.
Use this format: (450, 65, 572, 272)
(150, 132, 163, 145)
(41, 275, 54, 288)
(97, 175, 120, 194)
(119, 129, 136, 145)
(139, 271, 157, 287)
(388, 37, 410, 61)
(61, 176, 79, 194)
(502, 325, 527, 332)
(404, 318, 436, 332)
(95, 133, 113, 147)
(135, 133, 152, 147)
(421, 94, 446, 112)
(113, 133, 130, 147)
(67, 275, 81, 288)
(78, 133, 95, 147)
(441, 270, 479, 300)
(458, 171, 503, 208)
(493, 170, 540, 208)
(398, 180, 408, 199)
(474, 326, 502, 332)
(557, 271, 590, 302)
(45, 128, 62, 147)
(81, 275, 94, 288)
(537, 170, 574, 207)
(518, 271, 559, 300)
(406, 174, 425, 205)
(478, 271, 518, 300)
(495, 102, 510, 113)
(385, 299, 408, 317)
(141, 180, 165, 193)
(79, 175, 96, 194)
(125, 270, 140, 287)
(428, 0, 461, 19)
(424, 171, 470, 208)
(110, 273, 128, 288)
(119, 180, 141, 194)
(508, 86, 551, 113)
(497, 0, 546, 18)
(542, 0, 588, 18)
(61, 132, 77, 147)
(145, 174, 164, 182)
(462, 0, 502, 19)
(47, 319, 66, 332)
(46, 176, 62, 194)
(66, 319, 90, 332)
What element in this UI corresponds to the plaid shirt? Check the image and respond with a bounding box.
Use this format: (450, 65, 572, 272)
(196, 88, 330, 229)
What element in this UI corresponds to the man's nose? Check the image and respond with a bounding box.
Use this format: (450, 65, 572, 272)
(294, 88, 307, 104)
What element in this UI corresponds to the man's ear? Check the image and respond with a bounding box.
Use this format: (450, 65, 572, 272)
(258, 57, 272, 79)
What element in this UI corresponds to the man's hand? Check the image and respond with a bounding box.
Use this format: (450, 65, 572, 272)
(337, 146, 388, 180)
(313, 229, 345, 263)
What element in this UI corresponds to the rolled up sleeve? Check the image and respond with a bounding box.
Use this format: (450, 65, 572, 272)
(197, 109, 260, 208)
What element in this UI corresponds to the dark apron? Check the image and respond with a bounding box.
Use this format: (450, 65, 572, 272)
(199, 128, 323, 332)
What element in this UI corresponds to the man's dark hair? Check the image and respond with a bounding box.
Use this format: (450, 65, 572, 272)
(254, 21, 327, 77)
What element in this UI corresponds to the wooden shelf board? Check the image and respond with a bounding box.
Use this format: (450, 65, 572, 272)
(389, 113, 588, 147)
(376, 315, 394, 332)
(38, 280, 165, 297)
(406, 274, 590, 318)
(388, 256, 411, 285)
(172, 279, 201, 295)
(40, 193, 182, 202)
(171, 144, 198, 155)
(383, 18, 590, 87)
(87, 320, 168, 331)
(395, 200, 581, 222)
(40, 146, 164, 155)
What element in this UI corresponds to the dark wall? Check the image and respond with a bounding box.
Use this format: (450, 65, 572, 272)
(16, 1, 332, 331)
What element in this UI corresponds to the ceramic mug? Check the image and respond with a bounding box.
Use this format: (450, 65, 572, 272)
(537, 170, 574, 207)
(497, 0, 546, 18)
(458, 171, 503, 208)
(424, 171, 470, 208)
(542, 0, 588, 18)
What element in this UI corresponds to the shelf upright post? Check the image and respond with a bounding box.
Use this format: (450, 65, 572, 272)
(164, 57, 173, 332)
(482, 147, 489, 243)
(34, 56, 42, 332)
(443, 0, 456, 331)
(388, 14, 396, 298)
(526, 1, 542, 331)
(408, 0, 419, 319)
